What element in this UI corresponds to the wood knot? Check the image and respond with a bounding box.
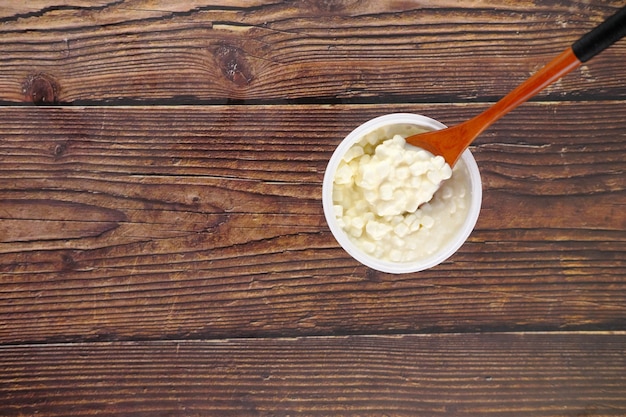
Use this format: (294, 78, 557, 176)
(61, 253, 78, 271)
(54, 142, 68, 157)
(214, 45, 254, 87)
(23, 73, 60, 105)
(303, 0, 357, 13)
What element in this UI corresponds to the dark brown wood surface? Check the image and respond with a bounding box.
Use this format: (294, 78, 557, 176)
(2, 334, 625, 416)
(1, 1, 625, 416)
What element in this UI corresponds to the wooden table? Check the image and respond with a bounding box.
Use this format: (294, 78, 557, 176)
(1, 1, 625, 415)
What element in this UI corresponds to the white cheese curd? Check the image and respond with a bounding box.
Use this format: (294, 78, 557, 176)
(332, 127, 472, 263)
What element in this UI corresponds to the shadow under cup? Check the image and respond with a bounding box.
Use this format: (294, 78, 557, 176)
(322, 113, 482, 274)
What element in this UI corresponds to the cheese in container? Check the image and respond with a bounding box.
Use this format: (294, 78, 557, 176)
(322, 113, 482, 274)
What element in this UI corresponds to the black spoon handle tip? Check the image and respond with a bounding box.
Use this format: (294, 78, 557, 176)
(572, 5, 626, 62)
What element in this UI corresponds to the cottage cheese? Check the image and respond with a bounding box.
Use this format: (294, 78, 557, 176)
(332, 126, 472, 263)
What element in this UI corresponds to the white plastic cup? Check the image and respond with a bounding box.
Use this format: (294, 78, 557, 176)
(322, 113, 482, 274)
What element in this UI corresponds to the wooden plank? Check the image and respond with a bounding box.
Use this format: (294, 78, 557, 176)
(1, 333, 625, 416)
(0, 103, 624, 343)
(1, 1, 625, 104)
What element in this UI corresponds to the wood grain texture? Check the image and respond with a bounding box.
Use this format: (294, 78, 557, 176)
(1, 103, 624, 344)
(1, 333, 625, 416)
(1, 0, 625, 104)
(1, 2, 625, 414)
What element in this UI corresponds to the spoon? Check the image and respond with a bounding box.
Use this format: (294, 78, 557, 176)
(406, 6, 626, 167)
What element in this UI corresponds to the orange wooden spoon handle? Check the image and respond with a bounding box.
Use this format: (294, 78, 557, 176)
(407, 6, 626, 166)
(468, 47, 581, 139)
(406, 48, 581, 166)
